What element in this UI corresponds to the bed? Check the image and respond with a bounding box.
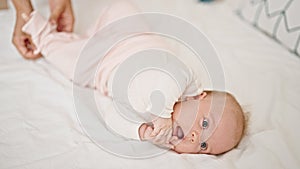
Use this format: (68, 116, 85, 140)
(1, 0, 300, 168)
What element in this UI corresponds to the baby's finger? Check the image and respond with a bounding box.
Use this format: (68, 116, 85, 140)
(150, 126, 162, 137)
(153, 130, 167, 143)
(144, 126, 154, 140)
(157, 128, 170, 142)
(170, 136, 181, 146)
(165, 128, 173, 142)
(153, 128, 172, 144)
(170, 136, 179, 142)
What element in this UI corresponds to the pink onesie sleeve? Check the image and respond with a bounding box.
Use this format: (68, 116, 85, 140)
(22, 1, 140, 86)
(22, 11, 87, 82)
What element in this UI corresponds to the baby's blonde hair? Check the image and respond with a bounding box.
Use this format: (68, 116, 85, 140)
(205, 91, 246, 153)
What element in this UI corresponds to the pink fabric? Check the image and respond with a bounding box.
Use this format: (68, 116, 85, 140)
(21, 1, 173, 139)
(22, 11, 86, 82)
(21, 2, 203, 139)
(22, 1, 166, 94)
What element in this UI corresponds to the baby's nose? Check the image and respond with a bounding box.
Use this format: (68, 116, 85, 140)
(189, 131, 198, 143)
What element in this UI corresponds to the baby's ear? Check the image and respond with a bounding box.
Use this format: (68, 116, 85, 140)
(184, 92, 207, 101)
(196, 92, 207, 100)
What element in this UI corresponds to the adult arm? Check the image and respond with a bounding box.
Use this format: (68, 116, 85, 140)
(11, 0, 41, 59)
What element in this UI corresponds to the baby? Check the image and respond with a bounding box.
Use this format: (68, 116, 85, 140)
(20, 1, 245, 155)
(139, 91, 245, 154)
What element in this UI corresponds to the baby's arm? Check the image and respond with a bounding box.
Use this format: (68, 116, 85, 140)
(127, 66, 185, 147)
(22, 11, 87, 81)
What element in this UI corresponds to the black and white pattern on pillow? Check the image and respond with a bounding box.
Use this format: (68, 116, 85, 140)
(237, 0, 300, 57)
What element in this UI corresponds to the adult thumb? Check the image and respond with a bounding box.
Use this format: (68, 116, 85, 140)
(49, 7, 63, 24)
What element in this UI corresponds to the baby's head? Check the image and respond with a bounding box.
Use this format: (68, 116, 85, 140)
(171, 91, 245, 154)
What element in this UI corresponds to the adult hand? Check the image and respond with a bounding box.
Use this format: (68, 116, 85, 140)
(12, 0, 41, 59)
(49, 0, 74, 32)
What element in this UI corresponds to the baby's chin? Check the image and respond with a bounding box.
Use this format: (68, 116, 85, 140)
(172, 143, 201, 154)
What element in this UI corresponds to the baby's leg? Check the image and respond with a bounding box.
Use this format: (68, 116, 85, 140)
(22, 11, 87, 82)
(86, 0, 140, 35)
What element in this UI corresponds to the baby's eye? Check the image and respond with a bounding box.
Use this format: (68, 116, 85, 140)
(200, 142, 207, 150)
(201, 118, 209, 129)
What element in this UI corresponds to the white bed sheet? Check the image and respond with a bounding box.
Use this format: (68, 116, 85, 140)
(1, 0, 300, 169)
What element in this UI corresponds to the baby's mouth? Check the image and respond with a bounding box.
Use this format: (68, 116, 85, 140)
(173, 125, 184, 139)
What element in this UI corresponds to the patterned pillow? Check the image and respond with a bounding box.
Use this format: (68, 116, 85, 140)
(236, 0, 300, 56)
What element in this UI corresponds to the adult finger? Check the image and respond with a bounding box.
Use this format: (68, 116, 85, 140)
(13, 36, 27, 56)
(23, 49, 41, 59)
(49, 6, 64, 25)
(24, 35, 41, 59)
(61, 21, 74, 32)
(58, 9, 74, 32)
(17, 35, 41, 59)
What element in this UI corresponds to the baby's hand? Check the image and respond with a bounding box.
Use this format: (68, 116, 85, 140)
(140, 124, 174, 149)
(149, 116, 173, 148)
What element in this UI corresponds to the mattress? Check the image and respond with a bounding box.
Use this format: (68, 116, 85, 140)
(0, 0, 300, 168)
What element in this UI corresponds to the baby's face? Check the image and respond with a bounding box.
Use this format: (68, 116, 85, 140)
(170, 92, 244, 154)
(170, 98, 211, 154)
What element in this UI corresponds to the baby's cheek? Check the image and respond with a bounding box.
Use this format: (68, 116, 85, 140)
(174, 140, 201, 153)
